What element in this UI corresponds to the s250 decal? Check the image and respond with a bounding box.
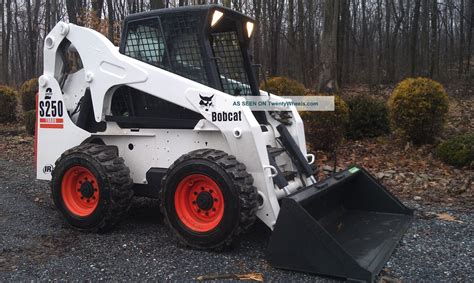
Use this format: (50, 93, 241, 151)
(39, 88, 64, 129)
(39, 100, 63, 117)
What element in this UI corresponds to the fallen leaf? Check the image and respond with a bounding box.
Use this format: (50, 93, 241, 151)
(196, 273, 264, 282)
(435, 212, 464, 224)
(379, 275, 402, 283)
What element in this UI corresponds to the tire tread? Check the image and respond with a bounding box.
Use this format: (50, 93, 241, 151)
(160, 149, 258, 250)
(52, 143, 133, 232)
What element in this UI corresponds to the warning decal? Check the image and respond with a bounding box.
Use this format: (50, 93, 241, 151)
(40, 117, 64, 129)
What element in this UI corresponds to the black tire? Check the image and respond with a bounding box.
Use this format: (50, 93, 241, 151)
(51, 143, 134, 232)
(161, 149, 258, 250)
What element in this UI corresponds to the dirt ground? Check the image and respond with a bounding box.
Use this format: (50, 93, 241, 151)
(0, 158, 472, 282)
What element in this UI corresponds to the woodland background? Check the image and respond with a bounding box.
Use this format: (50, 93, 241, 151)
(0, 0, 473, 91)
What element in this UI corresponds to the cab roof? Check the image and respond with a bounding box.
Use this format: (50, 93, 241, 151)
(124, 4, 254, 23)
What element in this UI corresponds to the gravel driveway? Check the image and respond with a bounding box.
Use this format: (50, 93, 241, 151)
(0, 159, 472, 281)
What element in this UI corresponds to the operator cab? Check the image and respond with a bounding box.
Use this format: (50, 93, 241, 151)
(119, 5, 259, 97)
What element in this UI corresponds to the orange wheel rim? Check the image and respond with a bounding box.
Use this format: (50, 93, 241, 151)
(174, 174, 224, 232)
(61, 166, 100, 217)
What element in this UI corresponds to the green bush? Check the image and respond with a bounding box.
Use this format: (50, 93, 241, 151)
(260, 76, 305, 96)
(388, 77, 449, 144)
(19, 78, 38, 111)
(436, 133, 474, 168)
(345, 94, 390, 139)
(301, 93, 349, 151)
(0, 85, 18, 123)
(24, 110, 36, 135)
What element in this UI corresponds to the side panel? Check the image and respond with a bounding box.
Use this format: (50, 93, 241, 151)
(36, 77, 91, 180)
(98, 127, 232, 184)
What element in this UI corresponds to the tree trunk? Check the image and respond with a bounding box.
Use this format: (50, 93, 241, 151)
(287, 0, 295, 78)
(318, 0, 340, 93)
(1, 0, 11, 84)
(385, 0, 391, 82)
(66, 0, 77, 24)
(51, 0, 57, 25)
(13, 0, 24, 82)
(466, 0, 474, 72)
(267, 0, 284, 76)
(429, 0, 438, 78)
(376, 0, 383, 84)
(0, 0, 3, 84)
(337, 0, 349, 86)
(388, 0, 404, 82)
(305, 0, 316, 84)
(411, 0, 421, 76)
(107, 0, 115, 42)
(252, 0, 261, 65)
(26, 0, 33, 78)
(150, 0, 164, 10)
(45, 0, 51, 33)
(360, 0, 368, 71)
(297, 0, 306, 84)
(460, 0, 465, 74)
(25, 0, 41, 79)
(421, 0, 430, 75)
(92, 0, 104, 18)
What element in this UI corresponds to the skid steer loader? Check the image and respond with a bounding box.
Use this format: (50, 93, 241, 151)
(36, 5, 412, 281)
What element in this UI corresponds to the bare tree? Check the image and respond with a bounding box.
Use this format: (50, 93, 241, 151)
(92, 0, 105, 19)
(411, 0, 421, 76)
(467, 0, 474, 72)
(0, 0, 471, 88)
(430, 0, 439, 78)
(150, 0, 165, 9)
(460, 0, 465, 73)
(319, 0, 340, 93)
(1, 0, 11, 84)
(66, 0, 78, 24)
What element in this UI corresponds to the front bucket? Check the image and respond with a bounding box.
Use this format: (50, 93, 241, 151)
(266, 167, 413, 282)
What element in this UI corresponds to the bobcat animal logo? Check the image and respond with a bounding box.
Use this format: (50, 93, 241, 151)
(199, 94, 214, 111)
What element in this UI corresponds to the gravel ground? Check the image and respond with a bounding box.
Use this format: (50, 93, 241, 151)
(0, 159, 472, 281)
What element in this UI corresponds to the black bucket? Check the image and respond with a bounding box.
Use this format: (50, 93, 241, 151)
(266, 166, 413, 282)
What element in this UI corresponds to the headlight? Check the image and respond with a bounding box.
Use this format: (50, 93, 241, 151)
(246, 22, 254, 38)
(211, 10, 224, 27)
